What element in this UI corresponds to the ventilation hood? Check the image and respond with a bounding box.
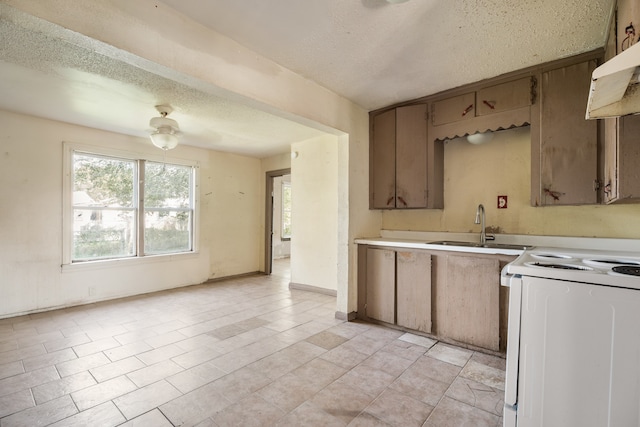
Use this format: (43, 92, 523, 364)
(586, 41, 640, 119)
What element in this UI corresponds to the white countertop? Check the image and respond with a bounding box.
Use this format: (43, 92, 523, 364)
(355, 236, 525, 255)
(355, 230, 640, 256)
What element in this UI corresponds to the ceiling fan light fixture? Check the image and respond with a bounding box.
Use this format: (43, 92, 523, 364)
(150, 128, 179, 150)
(149, 105, 180, 150)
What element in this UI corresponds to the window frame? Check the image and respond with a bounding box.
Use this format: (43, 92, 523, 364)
(62, 142, 199, 268)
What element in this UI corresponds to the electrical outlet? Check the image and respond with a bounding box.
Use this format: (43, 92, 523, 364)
(497, 195, 508, 209)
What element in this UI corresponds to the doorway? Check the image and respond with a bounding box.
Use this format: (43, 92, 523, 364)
(264, 168, 291, 276)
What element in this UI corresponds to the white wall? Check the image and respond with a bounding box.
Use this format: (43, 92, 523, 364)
(291, 136, 339, 292)
(0, 109, 262, 318)
(382, 127, 640, 239)
(4, 0, 381, 318)
(204, 151, 262, 279)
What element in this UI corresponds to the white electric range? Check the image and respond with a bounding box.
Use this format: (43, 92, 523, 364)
(501, 247, 640, 427)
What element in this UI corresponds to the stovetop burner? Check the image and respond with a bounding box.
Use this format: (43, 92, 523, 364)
(612, 265, 640, 276)
(532, 253, 572, 260)
(591, 259, 640, 265)
(527, 262, 593, 271)
(584, 259, 640, 268)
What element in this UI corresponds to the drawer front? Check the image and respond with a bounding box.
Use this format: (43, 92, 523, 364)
(431, 92, 475, 126)
(476, 77, 533, 116)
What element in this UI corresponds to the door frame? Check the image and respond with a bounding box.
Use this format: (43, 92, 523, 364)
(264, 168, 291, 275)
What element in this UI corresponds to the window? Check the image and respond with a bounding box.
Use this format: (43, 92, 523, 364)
(72, 153, 136, 261)
(69, 148, 196, 263)
(281, 181, 292, 239)
(143, 162, 193, 255)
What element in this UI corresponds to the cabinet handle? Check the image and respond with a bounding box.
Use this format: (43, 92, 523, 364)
(482, 100, 495, 109)
(398, 196, 407, 206)
(543, 188, 563, 201)
(462, 104, 474, 116)
(386, 196, 394, 206)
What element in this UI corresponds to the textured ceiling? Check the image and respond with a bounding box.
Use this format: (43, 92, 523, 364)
(159, 0, 615, 110)
(0, 4, 327, 157)
(0, 0, 615, 157)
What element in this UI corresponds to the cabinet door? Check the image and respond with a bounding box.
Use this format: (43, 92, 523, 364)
(605, 115, 640, 203)
(396, 251, 431, 333)
(431, 92, 475, 126)
(476, 77, 533, 116)
(443, 255, 500, 351)
(617, 0, 640, 54)
(370, 109, 396, 209)
(365, 247, 395, 324)
(396, 104, 428, 208)
(534, 60, 599, 206)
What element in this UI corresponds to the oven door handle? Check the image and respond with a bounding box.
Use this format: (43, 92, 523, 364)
(504, 274, 523, 407)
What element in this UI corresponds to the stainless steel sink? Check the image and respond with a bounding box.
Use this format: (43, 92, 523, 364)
(428, 240, 531, 250)
(483, 242, 532, 250)
(429, 240, 479, 247)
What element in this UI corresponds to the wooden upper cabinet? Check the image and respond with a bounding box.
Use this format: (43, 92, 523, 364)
(602, 1, 640, 204)
(476, 77, 533, 116)
(617, 0, 640, 55)
(431, 92, 475, 126)
(429, 78, 533, 144)
(373, 49, 607, 208)
(531, 59, 599, 206)
(396, 105, 428, 208)
(432, 78, 533, 125)
(371, 109, 396, 209)
(370, 104, 434, 209)
(604, 116, 640, 203)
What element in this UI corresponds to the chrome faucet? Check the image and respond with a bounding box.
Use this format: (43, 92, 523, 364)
(474, 204, 494, 245)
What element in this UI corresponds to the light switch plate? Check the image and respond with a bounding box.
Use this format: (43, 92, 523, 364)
(498, 195, 508, 209)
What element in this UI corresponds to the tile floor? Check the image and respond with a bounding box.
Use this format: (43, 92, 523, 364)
(0, 259, 505, 426)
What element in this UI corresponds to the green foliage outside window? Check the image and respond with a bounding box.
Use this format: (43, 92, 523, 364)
(72, 154, 135, 260)
(71, 153, 194, 262)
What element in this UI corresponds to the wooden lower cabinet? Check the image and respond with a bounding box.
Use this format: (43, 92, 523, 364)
(358, 244, 515, 352)
(396, 250, 432, 333)
(362, 247, 432, 333)
(439, 254, 501, 351)
(365, 247, 395, 324)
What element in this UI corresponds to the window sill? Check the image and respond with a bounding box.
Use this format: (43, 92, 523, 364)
(61, 251, 200, 273)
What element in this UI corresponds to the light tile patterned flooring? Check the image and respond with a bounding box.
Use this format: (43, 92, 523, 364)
(0, 259, 505, 426)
